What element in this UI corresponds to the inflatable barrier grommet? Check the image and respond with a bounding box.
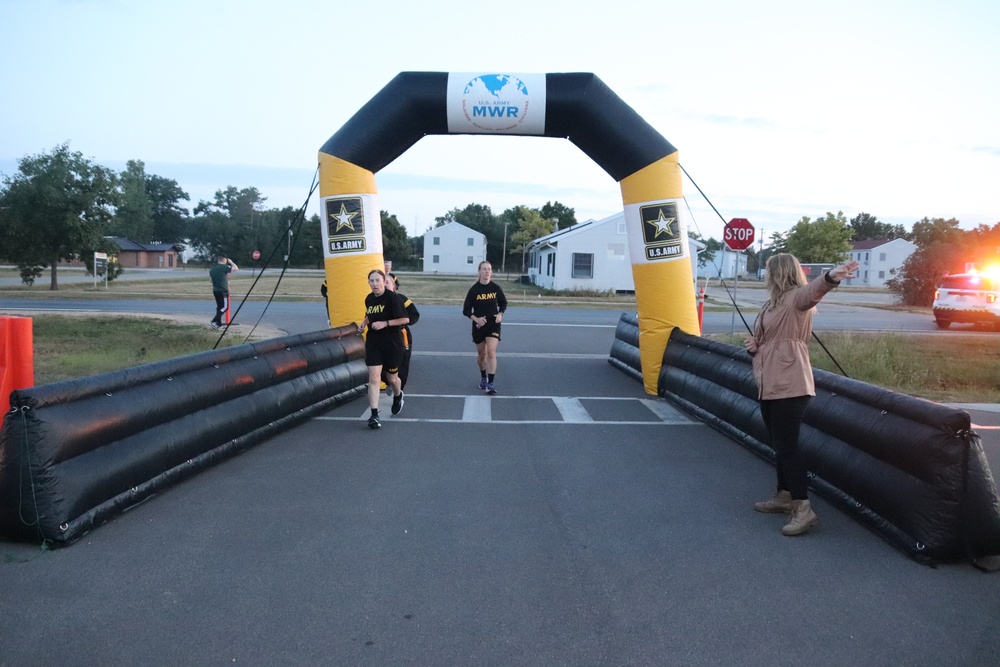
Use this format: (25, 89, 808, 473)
(131, 486, 138, 492)
(253, 355, 258, 360)
(916, 542, 926, 551)
(166, 377, 173, 382)
(105, 392, 112, 397)
(214, 364, 220, 369)
(881, 410, 888, 415)
(59, 523, 68, 532)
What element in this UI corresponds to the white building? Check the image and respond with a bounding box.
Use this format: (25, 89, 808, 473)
(846, 238, 916, 287)
(696, 248, 749, 280)
(422, 221, 487, 274)
(525, 212, 703, 292)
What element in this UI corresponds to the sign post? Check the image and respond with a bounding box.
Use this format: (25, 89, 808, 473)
(252, 249, 260, 277)
(93, 252, 108, 290)
(723, 218, 755, 333)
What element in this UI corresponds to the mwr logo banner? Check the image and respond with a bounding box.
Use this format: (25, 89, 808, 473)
(447, 73, 546, 135)
(625, 200, 689, 264)
(321, 195, 381, 256)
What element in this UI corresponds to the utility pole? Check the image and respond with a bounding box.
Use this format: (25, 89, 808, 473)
(758, 228, 765, 279)
(501, 222, 508, 274)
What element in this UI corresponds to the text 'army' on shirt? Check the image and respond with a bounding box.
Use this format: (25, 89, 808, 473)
(366, 304, 385, 315)
(476, 292, 498, 301)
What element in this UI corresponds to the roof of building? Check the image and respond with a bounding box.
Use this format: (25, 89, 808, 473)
(107, 237, 182, 252)
(851, 238, 909, 250)
(526, 212, 705, 251)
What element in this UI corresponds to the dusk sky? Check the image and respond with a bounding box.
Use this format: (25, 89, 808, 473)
(2, 0, 997, 245)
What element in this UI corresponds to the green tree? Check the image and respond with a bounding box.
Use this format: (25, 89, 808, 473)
(849, 212, 908, 241)
(539, 201, 577, 229)
(910, 216, 963, 248)
(966, 222, 1000, 270)
(291, 213, 324, 268)
(188, 186, 266, 261)
(436, 203, 504, 265)
(0, 143, 118, 289)
(435, 203, 495, 231)
(887, 217, 973, 305)
(146, 174, 190, 242)
(767, 230, 788, 254)
(507, 206, 554, 272)
(783, 211, 853, 263)
(887, 241, 968, 306)
(380, 210, 412, 267)
(110, 159, 154, 242)
(689, 232, 720, 270)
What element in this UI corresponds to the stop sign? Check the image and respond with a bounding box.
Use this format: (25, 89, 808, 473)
(252, 250, 261, 260)
(724, 218, 755, 251)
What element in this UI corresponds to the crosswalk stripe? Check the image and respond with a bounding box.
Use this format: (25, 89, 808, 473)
(324, 395, 703, 426)
(553, 397, 594, 423)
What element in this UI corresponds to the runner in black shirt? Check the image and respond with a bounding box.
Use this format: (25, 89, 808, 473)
(462, 261, 507, 395)
(358, 269, 409, 429)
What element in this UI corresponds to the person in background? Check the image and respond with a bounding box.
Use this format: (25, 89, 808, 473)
(383, 273, 419, 391)
(745, 254, 859, 536)
(209, 253, 238, 330)
(321, 279, 329, 325)
(462, 261, 507, 395)
(358, 269, 409, 429)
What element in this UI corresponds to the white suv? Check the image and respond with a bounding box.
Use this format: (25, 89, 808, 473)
(932, 273, 1000, 329)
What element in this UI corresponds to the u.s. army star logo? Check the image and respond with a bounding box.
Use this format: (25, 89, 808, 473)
(640, 203, 682, 261)
(325, 197, 367, 254)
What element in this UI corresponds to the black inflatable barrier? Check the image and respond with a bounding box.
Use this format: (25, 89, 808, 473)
(0, 325, 368, 546)
(608, 312, 1000, 567)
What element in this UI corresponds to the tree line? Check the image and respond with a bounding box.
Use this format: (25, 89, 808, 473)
(2, 144, 994, 304)
(0, 144, 578, 289)
(740, 210, 1000, 306)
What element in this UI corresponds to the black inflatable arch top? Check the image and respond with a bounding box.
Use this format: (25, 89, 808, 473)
(319, 72, 676, 181)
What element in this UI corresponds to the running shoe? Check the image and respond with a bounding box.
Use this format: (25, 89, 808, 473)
(391, 392, 404, 415)
(486, 382, 497, 395)
(367, 414, 381, 429)
(479, 377, 488, 391)
(210, 322, 220, 330)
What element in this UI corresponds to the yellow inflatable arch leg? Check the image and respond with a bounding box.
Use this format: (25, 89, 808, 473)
(620, 152, 701, 395)
(318, 153, 387, 329)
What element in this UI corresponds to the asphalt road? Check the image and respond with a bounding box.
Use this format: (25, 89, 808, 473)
(2, 293, 1000, 666)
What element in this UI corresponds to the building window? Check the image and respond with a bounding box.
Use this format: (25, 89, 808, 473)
(572, 253, 594, 278)
(617, 221, 627, 234)
(467, 256, 474, 264)
(547, 254, 555, 276)
(433, 255, 440, 264)
(879, 252, 886, 261)
(467, 238, 474, 246)
(433, 237, 440, 245)
(878, 270, 885, 279)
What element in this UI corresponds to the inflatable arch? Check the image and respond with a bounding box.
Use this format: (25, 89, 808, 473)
(319, 72, 699, 394)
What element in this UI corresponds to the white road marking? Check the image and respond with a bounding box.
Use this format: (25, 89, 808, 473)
(553, 397, 594, 423)
(319, 395, 703, 426)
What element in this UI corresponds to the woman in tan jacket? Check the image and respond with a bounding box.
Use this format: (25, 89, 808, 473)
(745, 254, 859, 536)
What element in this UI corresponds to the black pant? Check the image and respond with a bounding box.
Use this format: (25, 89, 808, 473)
(759, 396, 812, 500)
(212, 290, 228, 325)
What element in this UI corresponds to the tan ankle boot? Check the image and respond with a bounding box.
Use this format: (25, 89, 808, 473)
(782, 499, 819, 536)
(754, 490, 793, 514)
